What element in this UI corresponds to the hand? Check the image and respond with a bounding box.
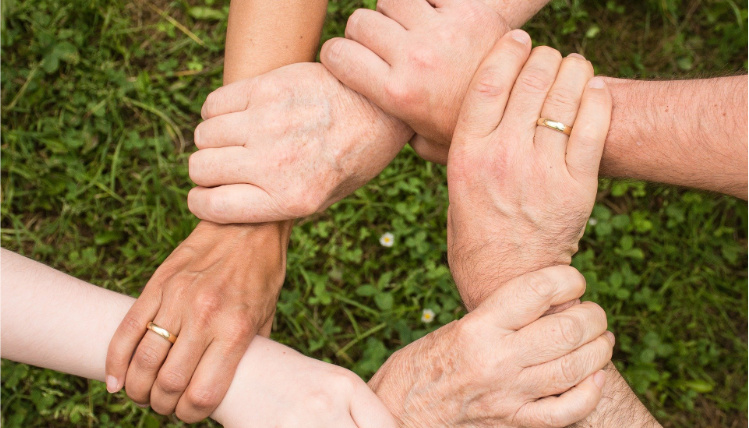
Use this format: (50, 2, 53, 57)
(321, 0, 508, 163)
(369, 266, 614, 427)
(187, 62, 413, 224)
(105, 221, 291, 423)
(212, 336, 395, 428)
(445, 31, 612, 309)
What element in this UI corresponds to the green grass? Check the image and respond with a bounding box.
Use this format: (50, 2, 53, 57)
(1, 0, 747, 426)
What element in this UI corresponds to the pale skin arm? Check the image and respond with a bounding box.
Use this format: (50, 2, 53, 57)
(1, 249, 396, 428)
(105, 0, 330, 422)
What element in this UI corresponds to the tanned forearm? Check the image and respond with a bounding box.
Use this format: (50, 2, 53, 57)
(600, 76, 748, 199)
(224, 0, 327, 84)
(209, 0, 328, 335)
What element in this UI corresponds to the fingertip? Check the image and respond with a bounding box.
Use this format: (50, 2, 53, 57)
(593, 369, 606, 389)
(588, 76, 606, 89)
(320, 37, 344, 66)
(106, 375, 122, 393)
(508, 29, 530, 46)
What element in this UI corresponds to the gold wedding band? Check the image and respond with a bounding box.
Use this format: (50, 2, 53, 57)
(537, 118, 572, 136)
(146, 322, 177, 344)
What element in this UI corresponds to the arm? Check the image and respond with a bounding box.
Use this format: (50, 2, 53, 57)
(600, 76, 747, 199)
(0, 249, 395, 428)
(321, 1, 747, 200)
(105, 0, 328, 422)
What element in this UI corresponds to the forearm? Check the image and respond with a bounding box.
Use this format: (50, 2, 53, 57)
(224, 0, 328, 84)
(0, 250, 288, 426)
(567, 363, 661, 428)
(599, 76, 747, 199)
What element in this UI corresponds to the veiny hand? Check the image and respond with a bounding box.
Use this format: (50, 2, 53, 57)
(369, 266, 614, 427)
(213, 337, 395, 428)
(187, 62, 412, 224)
(321, 0, 508, 163)
(445, 31, 612, 309)
(106, 221, 291, 423)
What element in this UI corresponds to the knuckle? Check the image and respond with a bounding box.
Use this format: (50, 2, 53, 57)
(473, 67, 509, 98)
(134, 343, 164, 370)
(384, 80, 420, 107)
(554, 314, 584, 347)
(156, 369, 190, 395)
(524, 270, 555, 301)
(517, 69, 552, 93)
(545, 88, 579, 110)
(184, 387, 221, 411)
(558, 354, 581, 385)
(193, 293, 222, 325)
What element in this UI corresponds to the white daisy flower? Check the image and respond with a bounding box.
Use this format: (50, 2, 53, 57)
(588, 218, 598, 226)
(421, 308, 435, 324)
(379, 232, 395, 248)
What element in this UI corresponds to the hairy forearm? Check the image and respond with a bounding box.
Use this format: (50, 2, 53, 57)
(599, 76, 748, 199)
(224, 0, 327, 84)
(567, 363, 662, 428)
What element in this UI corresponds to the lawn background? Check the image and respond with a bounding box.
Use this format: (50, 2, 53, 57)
(1, 0, 747, 426)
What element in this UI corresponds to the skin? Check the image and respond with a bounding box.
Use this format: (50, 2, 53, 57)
(105, 0, 328, 422)
(1, 249, 396, 428)
(320, 0, 747, 198)
(1, 249, 610, 428)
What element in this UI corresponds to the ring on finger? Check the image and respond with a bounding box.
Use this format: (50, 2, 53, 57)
(537, 118, 572, 136)
(147, 322, 178, 344)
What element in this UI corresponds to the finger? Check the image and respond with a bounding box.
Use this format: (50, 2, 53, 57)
(149, 328, 207, 415)
(515, 301, 608, 366)
(350, 381, 398, 428)
(124, 311, 182, 405)
(514, 370, 606, 428)
(187, 185, 281, 224)
(175, 341, 248, 424)
(535, 53, 593, 164)
(410, 134, 448, 165)
(452, 30, 532, 143)
(524, 331, 614, 397)
(470, 265, 587, 331)
(345, 8, 406, 64)
(320, 37, 390, 108)
(500, 46, 563, 144)
(377, 0, 435, 29)
(565, 77, 612, 182)
(193, 111, 250, 149)
(106, 287, 162, 394)
(201, 78, 256, 120)
(188, 147, 260, 187)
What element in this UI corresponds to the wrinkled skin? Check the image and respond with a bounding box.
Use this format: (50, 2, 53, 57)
(187, 62, 412, 224)
(369, 266, 614, 428)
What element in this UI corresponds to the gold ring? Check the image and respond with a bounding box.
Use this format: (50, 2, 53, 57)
(147, 322, 177, 344)
(537, 118, 572, 136)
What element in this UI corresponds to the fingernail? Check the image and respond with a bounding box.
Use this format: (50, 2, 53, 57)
(568, 53, 586, 60)
(193, 127, 201, 145)
(605, 331, 616, 346)
(593, 370, 606, 388)
(588, 77, 605, 89)
(510, 30, 530, 45)
(106, 375, 119, 393)
(136, 403, 149, 409)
